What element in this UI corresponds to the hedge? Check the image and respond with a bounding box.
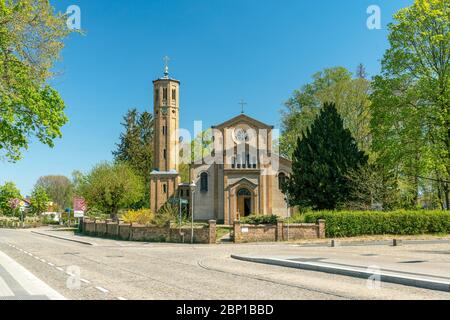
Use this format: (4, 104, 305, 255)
(303, 210, 450, 238)
(241, 214, 279, 225)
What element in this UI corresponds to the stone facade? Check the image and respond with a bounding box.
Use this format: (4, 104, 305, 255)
(191, 114, 294, 224)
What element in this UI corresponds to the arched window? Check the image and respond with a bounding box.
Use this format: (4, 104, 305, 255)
(200, 172, 208, 192)
(278, 172, 287, 191)
(237, 188, 252, 197)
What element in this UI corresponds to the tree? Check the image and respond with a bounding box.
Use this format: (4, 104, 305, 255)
(371, 0, 450, 209)
(345, 164, 400, 211)
(0, 182, 21, 216)
(78, 162, 144, 220)
(34, 175, 73, 211)
(283, 103, 368, 210)
(113, 109, 153, 207)
(0, 0, 73, 161)
(280, 67, 371, 159)
(29, 186, 49, 216)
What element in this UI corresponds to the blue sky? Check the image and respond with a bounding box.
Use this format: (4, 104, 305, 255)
(1, 0, 412, 195)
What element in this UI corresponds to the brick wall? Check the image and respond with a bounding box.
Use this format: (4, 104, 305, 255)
(233, 219, 325, 243)
(82, 219, 216, 244)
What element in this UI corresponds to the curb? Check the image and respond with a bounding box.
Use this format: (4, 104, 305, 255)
(231, 255, 450, 293)
(31, 231, 94, 246)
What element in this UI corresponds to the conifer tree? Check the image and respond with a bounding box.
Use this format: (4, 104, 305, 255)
(283, 103, 368, 210)
(113, 109, 154, 207)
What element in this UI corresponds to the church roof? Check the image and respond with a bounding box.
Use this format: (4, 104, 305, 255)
(211, 114, 274, 130)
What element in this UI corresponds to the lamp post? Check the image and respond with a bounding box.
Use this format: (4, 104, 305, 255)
(189, 181, 196, 244)
(285, 197, 291, 241)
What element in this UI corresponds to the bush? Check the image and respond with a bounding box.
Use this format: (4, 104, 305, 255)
(155, 203, 178, 226)
(121, 209, 154, 225)
(304, 210, 450, 237)
(241, 214, 279, 225)
(284, 213, 306, 224)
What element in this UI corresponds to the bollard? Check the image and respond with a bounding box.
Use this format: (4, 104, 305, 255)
(331, 239, 339, 247)
(393, 239, 402, 247)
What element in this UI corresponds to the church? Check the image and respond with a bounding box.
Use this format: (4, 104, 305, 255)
(149, 63, 293, 224)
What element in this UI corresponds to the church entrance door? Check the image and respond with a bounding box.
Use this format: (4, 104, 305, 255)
(237, 188, 252, 219)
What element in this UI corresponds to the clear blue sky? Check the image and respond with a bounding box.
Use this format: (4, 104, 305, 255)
(1, 0, 412, 196)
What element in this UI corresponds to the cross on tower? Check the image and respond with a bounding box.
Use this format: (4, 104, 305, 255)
(239, 99, 247, 114)
(163, 55, 170, 77)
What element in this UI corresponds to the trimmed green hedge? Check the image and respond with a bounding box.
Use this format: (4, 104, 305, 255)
(241, 214, 279, 225)
(303, 210, 450, 238)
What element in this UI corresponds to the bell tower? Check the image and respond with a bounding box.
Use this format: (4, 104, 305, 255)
(150, 57, 181, 213)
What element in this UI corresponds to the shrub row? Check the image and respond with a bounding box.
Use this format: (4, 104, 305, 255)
(303, 210, 450, 237)
(241, 214, 279, 225)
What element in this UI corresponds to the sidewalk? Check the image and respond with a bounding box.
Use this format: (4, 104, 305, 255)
(232, 242, 450, 292)
(30, 228, 96, 246)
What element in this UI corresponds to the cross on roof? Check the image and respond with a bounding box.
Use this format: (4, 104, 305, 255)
(239, 99, 247, 114)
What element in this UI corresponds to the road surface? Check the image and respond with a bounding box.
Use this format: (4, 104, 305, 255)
(0, 228, 449, 300)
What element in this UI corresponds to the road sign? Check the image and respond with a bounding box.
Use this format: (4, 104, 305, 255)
(73, 197, 87, 217)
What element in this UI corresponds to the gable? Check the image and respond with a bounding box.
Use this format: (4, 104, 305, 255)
(211, 114, 274, 130)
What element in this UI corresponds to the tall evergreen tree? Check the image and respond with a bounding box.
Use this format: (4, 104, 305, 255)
(113, 109, 153, 208)
(283, 103, 368, 210)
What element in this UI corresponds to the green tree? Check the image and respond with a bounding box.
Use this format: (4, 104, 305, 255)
(79, 162, 144, 220)
(345, 164, 400, 211)
(178, 128, 214, 183)
(29, 186, 49, 216)
(0, 182, 21, 216)
(283, 103, 368, 210)
(280, 67, 371, 158)
(113, 109, 153, 207)
(0, 0, 73, 161)
(35, 175, 73, 210)
(371, 0, 450, 209)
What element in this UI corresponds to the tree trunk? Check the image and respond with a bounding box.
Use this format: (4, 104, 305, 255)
(444, 183, 450, 211)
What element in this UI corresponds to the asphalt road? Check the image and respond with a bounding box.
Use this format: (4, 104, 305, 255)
(0, 228, 449, 300)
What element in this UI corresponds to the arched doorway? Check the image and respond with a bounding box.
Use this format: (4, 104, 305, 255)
(237, 188, 252, 218)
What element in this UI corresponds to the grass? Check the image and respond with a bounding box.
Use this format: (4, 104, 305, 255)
(216, 226, 232, 240)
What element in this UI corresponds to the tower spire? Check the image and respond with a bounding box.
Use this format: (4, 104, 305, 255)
(163, 55, 170, 78)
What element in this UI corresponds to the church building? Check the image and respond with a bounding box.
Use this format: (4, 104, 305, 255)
(150, 64, 293, 224)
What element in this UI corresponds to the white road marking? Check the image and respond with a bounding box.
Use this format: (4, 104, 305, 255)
(40, 259, 46, 263)
(0, 251, 65, 300)
(80, 279, 90, 284)
(95, 286, 109, 293)
(56, 267, 64, 272)
(48, 262, 55, 267)
(0, 275, 14, 297)
(117, 297, 127, 300)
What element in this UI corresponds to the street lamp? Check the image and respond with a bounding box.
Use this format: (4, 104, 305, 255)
(189, 181, 197, 244)
(285, 197, 291, 241)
